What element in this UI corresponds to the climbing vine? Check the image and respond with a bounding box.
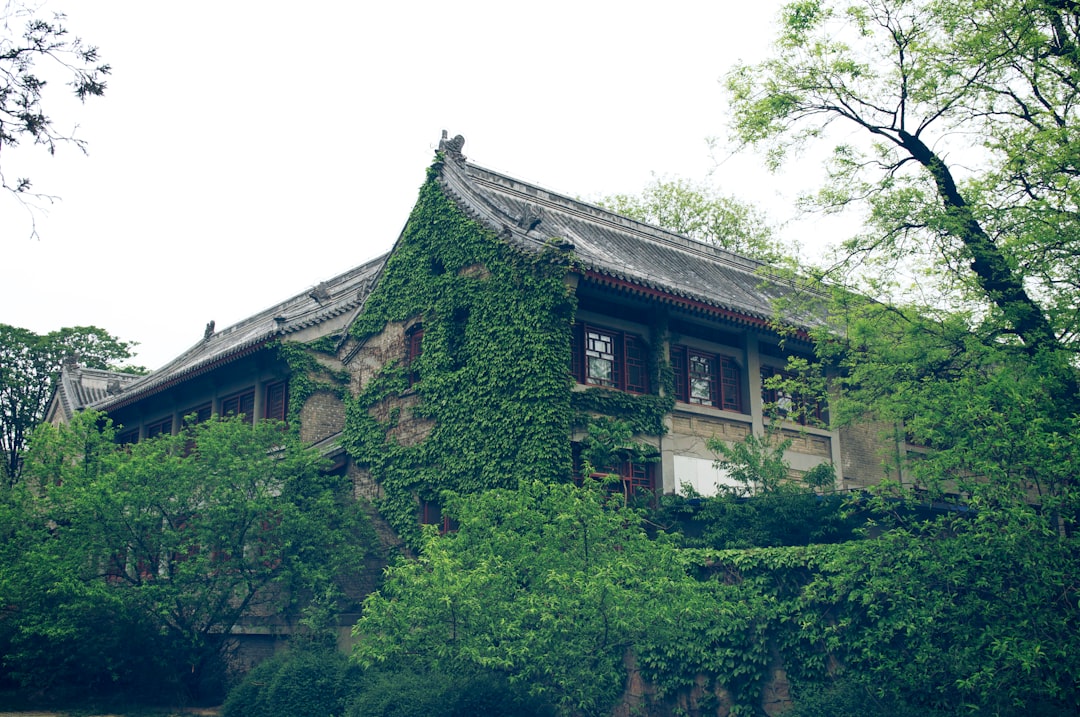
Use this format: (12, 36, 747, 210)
(274, 339, 350, 424)
(336, 159, 578, 544)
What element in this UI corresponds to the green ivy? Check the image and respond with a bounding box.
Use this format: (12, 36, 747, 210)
(274, 340, 350, 424)
(336, 161, 579, 545)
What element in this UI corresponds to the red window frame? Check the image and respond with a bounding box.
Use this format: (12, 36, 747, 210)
(671, 345, 742, 412)
(405, 326, 423, 387)
(571, 323, 649, 394)
(145, 416, 173, 438)
(263, 381, 288, 422)
(220, 389, 255, 422)
(420, 499, 458, 535)
(760, 366, 827, 425)
(571, 444, 657, 506)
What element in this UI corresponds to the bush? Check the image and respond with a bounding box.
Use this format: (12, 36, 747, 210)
(785, 679, 947, 717)
(345, 667, 554, 717)
(222, 648, 362, 717)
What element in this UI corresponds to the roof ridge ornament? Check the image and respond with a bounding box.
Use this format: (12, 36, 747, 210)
(438, 130, 466, 161)
(518, 203, 543, 232)
(204, 321, 215, 340)
(309, 281, 331, 304)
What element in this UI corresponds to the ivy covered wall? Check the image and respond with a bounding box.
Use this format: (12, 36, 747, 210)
(336, 160, 579, 544)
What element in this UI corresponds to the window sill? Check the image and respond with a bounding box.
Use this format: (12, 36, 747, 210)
(672, 402, 752, 423)
(762, 416, 834, 437)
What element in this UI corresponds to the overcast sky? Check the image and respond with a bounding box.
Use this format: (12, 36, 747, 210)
(2, 0, 847, 370)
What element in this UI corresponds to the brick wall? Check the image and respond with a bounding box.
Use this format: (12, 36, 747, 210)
(299, 390, 346, 444)
(838, 420, 902, 489)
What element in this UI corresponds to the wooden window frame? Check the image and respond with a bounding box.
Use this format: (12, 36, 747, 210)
(671, 345, 742, 412)
(420, 499, 458, 535)
(405, 325, 424, 388)
(116, 428, 140, 445)
(263, 381, 288, 422)
(571, 323, 650, 394)
(220, 388, 256, 422)
(145, 416, 173, 438)
(183, 403, 212, 425)
(571, 443, 657, 506)
(760, 366, 827, 425)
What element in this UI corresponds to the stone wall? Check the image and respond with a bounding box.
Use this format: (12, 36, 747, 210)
(298, 390, 346, 445)
(838, 420, 902, 490)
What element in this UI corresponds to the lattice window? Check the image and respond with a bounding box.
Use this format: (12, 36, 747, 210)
(672, 345, 742, 412)
(183, 403, 212, 425)
(146, 416, 173, 438)
(571, 324, 649, 394)
(760, 366, 826, 425)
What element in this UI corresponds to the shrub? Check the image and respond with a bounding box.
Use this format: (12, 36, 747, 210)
(222, 648, 362, 717)
(346, 667, 554, 717)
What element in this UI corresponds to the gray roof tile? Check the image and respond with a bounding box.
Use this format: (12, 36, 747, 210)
(94, 254, 387, 410)
(438, 154, 823, 331)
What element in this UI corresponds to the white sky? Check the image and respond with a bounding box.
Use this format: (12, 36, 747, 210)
(2, 0, 849, 370)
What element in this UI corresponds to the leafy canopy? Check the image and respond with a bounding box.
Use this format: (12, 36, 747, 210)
(726, 0, 1080, 515)
(1, 412, 376, 700)
(596, 176, 785, 263)
(0, 323, 139, 484)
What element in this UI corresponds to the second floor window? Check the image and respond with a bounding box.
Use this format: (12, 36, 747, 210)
(405, 326, 423, 387)
(671, 345, 742, 412)
(220, 389, 255, 422)
(146, 416, 173, 438)
(571, 324, 649, 394)
(264, 381, 288, 422)
(760, 366, 827, 425)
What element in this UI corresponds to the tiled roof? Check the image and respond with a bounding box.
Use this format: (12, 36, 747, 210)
(51, 365, 144, 421)
(436, 144, 823, 332)
(93, 254, 387, 411)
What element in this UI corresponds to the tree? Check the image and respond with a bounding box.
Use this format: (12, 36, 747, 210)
(596, 176, 785, 263)
(1, 2, 109, 229)
(0, 323, 139, 485)
(728, 0, 1078, 358)
(726, 0, 1080, 514)
(1, 412, 377, 700)
(353, 481, 780, 716)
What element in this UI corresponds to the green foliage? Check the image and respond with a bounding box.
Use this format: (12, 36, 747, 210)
(784, 678, 949, 717)
(784, 507, 1080, 715)
(274, 339, 350, 423)
(222, 648, 363, 717)
(813, 294, 1080, 521)
(595, 176, 785, 264)
(352, 477, 1079, 716)
(658, 490, 855, 550)
(339, 164, 577, 546)
(0, 323, 140, 484)
(354, 482, 702, 715)
(729, 0, 1080, 521)
(577, 415, 658, 477)
(346, 667, 555, 717)
(354, 481, 807, 716)
(2, 412, 377, 701)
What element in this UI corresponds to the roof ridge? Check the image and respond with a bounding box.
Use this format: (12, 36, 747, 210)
(462, 161, 769, 275)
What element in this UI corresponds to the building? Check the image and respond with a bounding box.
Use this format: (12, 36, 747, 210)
(49, 133, 903, 545)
